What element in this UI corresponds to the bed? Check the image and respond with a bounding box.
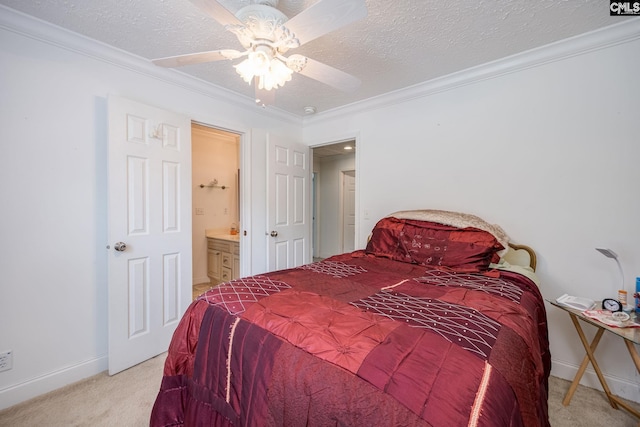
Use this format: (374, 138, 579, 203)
(151, 210, 550, 427)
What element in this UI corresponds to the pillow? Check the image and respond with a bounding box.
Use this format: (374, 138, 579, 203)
(365, 217, 504, 272)
(386, 209, 509, 254)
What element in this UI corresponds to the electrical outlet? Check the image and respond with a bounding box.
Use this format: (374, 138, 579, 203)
(0, 350, 12, 372)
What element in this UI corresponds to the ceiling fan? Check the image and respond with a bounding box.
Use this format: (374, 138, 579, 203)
(152, 0, 367, 107)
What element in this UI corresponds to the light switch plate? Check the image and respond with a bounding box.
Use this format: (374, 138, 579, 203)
(0, 351, 12, 372)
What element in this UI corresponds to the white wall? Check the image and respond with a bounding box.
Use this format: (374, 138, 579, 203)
(304, 24, 640, 402)
(0, 7, 301, 409)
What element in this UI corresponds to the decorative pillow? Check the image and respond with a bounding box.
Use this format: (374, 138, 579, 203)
(387, 209, 509, 254)
(365, 217, 504, 272)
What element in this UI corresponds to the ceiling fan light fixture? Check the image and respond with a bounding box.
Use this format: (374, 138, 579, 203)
(236, 54, 293, 90)
(250, 50, 270, 72)
(233, 3, 289, 48)
(285, 54, 307, 73)
(152, 0, 367, 102)
(235, 47, 269, 82)
(259, 58, 293, 90)
(235, 57, 259, 84)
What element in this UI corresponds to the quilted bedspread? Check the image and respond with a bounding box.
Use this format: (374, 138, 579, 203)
(151, 250, 550, 427)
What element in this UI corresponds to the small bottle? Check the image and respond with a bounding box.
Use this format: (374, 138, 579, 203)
(618, 290, 629, 313)
(635, 277, 640, 313)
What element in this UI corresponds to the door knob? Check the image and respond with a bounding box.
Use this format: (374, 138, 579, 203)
(114, 242, 127, 252)
(270, 231, 278, 237)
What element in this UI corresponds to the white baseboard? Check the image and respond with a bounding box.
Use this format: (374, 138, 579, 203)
(0, 355, 108, 411)
(551, 358, 640, 404)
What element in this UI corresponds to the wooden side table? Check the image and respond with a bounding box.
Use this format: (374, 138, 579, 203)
(548, 300, 640, 419)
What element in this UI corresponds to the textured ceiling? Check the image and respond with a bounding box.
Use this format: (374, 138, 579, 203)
(0, 0, 631, 116)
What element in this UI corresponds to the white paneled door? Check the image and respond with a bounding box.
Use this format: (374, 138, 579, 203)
(342, 170, 356, 253)
(107, 96, 192, 375)
(267, 135, 310, 271)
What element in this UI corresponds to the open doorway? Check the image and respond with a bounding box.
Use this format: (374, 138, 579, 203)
(311, 140, 356, 260)
(191, 123, 241, 299)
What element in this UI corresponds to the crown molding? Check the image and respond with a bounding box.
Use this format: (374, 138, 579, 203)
(0, 5, 302, 126)
(306, 18, 640, 125)
(2, 4, 638, 128)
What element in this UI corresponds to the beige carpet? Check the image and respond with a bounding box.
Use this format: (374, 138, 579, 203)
(1, 352, 638, 426)
(0, 353, 166, 427)
(193, 281, 214, 300)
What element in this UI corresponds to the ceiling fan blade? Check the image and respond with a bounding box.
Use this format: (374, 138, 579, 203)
(285, 0, 367, 46)
(255, 86, 275, 107)
(297, 57, 361, 92)
(152, 50, 243, 67)
(189, 0, 243, 27)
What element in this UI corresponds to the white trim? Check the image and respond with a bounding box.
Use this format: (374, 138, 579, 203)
(239, 131, 252, 278)
(4, 4, 637, 129)
(0, 355, 108, 410)
(305, 19, 640, 125)
(551, 358, 640, 404)
(0, 4, 301, 127)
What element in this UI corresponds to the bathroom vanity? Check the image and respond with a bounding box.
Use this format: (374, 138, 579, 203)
(206, 232, 240, 285)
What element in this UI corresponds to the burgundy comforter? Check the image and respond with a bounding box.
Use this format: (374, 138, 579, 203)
(151, 251, 550, 427)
